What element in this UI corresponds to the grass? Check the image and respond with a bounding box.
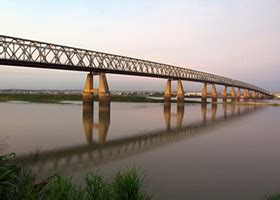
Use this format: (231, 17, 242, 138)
(0, 153, 151, 200)
(259, 193, 280, 200)
(0, 93, 82, 103)
(43, 175, 85, 200)
(0, 93, 210, 104)
(0, 93, 161, 103)
(0, 153, 40, 200)
(2, 153, 280, 199)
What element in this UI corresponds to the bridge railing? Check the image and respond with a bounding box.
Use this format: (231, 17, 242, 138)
(0, 35, 270, 95)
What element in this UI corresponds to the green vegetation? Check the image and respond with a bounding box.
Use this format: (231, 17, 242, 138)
(0, 153, 151, 200)
(0, 93, 161, 103)
(260, 193, 280, 200)
(0, 93, 82, 103)
(0, 93, 206, 104)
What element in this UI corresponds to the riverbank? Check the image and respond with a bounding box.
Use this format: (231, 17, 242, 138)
(0, 93, 279, 106)
(0, 93, 160, 103)
(0, 153, 151, 200)
(0, 93, 200, 104)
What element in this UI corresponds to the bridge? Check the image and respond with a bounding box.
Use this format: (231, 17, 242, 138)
(0, 35, 271, 103)
(16, 103, 263, 177)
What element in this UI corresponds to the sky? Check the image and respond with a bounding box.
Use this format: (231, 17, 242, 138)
(0, 0, 279, 92)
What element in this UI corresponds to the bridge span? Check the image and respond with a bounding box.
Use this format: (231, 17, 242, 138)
(0, 35, 271, 103)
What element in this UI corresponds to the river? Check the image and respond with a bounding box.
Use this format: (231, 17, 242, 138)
(0, 101, 279, 200)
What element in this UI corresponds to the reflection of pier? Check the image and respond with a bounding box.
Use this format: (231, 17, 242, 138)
(163, 103, 185, 130)
(83, 99, 110, 144)
(17, 102, 263, 175)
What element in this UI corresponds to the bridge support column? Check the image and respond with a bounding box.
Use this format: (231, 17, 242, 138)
(83, 72, 94, 102)
(222, 86, 227, 102)
(201, 82, 207, 104)
(248, 91, 252, 101)
(247, 90, 251, 101)
(253, 91, 257, 101)
(177, 80, 184, 104)
(99, 73, 109, 96)
(99, 73, 110, 109)
(230, 87, 236, 102)
(164, 79, 171, 104)
(258, 93, 262, 99)
(243, 89, 249, 102)
(237, 88, 241, 102)
(211, 84, 217, 103)
(82, 72, 110, 107)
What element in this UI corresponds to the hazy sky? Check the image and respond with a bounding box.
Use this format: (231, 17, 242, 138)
(0, 0, 279, 91)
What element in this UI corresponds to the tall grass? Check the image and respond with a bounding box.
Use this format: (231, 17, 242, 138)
(260, 193, 280, 200)
(112, 168, 149, 200)
(43, 174, 85, 200)
(85, 173, 112, 200)
(0, 153, 151, 200)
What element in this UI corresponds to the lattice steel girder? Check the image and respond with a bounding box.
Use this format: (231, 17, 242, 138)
(0, 35, 271, 95)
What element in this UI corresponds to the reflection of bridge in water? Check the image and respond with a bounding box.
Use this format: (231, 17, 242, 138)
(17, 102, 263, 175)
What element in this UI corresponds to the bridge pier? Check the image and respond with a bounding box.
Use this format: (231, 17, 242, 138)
(164, 79, 172, 104)
(211, 84, 217, 103)
(83, 72, 110, 105)
(248, 91, 252, 101)
(98, 73, 110, 109)
(230, 87, 236, 102)
(99, 73, 110, 96)
(177, 80, 185, 104)
(258, 92, 262, 99)
(243, 89, 249, 102)
(237, 88, 241, 102)
(82, 72, 94, 102)
(222, 86, 227, 102)
(201, 82, 207, 104)
(247, 90, 251, 101)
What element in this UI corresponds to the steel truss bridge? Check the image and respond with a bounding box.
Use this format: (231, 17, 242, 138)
(0, 35, 270, 96)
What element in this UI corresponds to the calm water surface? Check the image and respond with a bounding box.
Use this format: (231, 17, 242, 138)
(0, 101, 280, 200)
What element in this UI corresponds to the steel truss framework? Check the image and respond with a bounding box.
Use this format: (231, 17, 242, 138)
(0, 35, 270, 95)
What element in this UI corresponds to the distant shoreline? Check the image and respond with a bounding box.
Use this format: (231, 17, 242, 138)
(0, 93, 210, 104)
(0, 93, 279, 106)
(0, 93, 158, 103)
